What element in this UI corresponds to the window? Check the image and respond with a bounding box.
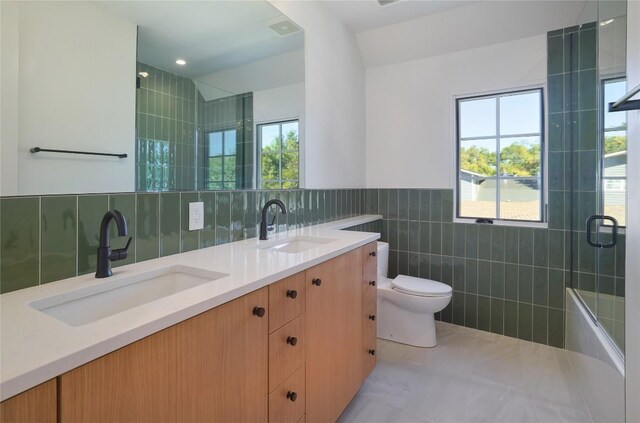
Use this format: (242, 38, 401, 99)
(456, 88, 544, 222)
(602, 78, 627, 227)
(258, 120, 299, 189)
(206, 129, 237, 190)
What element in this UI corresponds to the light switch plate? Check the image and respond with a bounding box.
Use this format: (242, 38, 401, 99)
(189, 202, 204, 231)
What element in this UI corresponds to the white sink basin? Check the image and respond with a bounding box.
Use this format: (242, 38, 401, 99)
(256, 235, 337, 254)
(30, 265, 228, 326)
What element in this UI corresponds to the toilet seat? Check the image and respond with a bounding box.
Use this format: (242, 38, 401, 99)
(391, 275, 453, 297)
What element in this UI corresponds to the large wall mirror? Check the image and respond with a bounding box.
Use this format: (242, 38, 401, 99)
(0, 1, 305, 196)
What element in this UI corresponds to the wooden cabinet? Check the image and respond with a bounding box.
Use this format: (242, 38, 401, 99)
(305, 248, 363, 423)
(176, 287, 269, 423)
(269, 314, 305, 392)
(58, 287, 269, 423)
(0, 380, 56, 423)
(361, 241, 378, 380)
(269, 272, 305, 333)
(268, 365, 305, 423)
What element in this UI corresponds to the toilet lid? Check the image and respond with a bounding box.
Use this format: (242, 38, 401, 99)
(391, 275, 453, 297)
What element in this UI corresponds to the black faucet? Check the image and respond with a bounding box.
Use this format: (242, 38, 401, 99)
(259, 199, 287, 240)
(96, 209, 132, 278)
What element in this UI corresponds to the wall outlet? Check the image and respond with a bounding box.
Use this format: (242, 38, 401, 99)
(189, 202, 204, 231)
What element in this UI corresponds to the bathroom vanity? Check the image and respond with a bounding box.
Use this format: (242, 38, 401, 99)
(0, 217, 379, 423)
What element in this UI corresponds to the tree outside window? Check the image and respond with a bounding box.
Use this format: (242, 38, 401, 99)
(258, 120, 299, 189)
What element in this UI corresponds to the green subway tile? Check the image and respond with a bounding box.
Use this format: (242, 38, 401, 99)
(549, 269, 565, 309)
(547, 34, 564, 75)
(430, 190, 442, 222)
(518, 265, 533, 303)
(231, 192, 245, 242)
(518, 228, 533, 265)
(136, 194, 160, 262)
(615, 235, 625, 277)
(441, 223, 453, 256)
(430, 222, 442, 255)
(564, 31, 579, 73)
(504, 300, 518, 338)
(478, 295, 491, 332)
(388, 189, 398, 219)
(442, 256, 454, 286)
(490, 226, 505, 262)
(398, 251, 408, 275)
(478, 260, 491, 296)
(465, 224, 478, 258)
(408, 221, 420, 252)
(465, 258, 478, 294)
(366, 190, 379, 214)
(579, 272, 596, 292)
(548, 113, 564, 152)
(548, 230, 565, 269)
(453, 257, 465, 291)
(548, 307, 565, 348)
(388, 219, 398, 250)
(442, 190, 453, 223)
(564, 68, 578, 111)
(1, 197, 40, 293)
(518, 303, 533, 341)
(199, 192, 217, 247)
(77, 195, 108, 275)
(397, 221, 409, 251)
(504, 227, 519, 263)
(418, 253, 430, 279)
(532, 306, 548, 345)
(505, 263, 518, 301)
(215, 192, 231, 245)
(453, 291, 465, 326)
(490, 262, 505, 299)
(378, 189, 389, 217)
(398, 189, 408, 220)
(407, 189, 419, 220)
(109, 194, 136, 267)
(578, 110, 597, 150)
(41, 196, 76, 284)
(578, 69, 596, 110)
(465, 293, 478, 329)
(578, 151, 597, 191)
(490, 298, 504, 335)
(477, 225, 491, 261)
(533, 229, 549, 267)
(548, 74, 564, 113)
(599, 275, 615, 296)
(453, 224, 465, 257)
(430, 255, 442, 281)
(548, 191, 565, 230)
(548, 152, 565, 191)
(441, 301, 453, 323)
(533, 267, 549, 306)
(419, 190, 430, 221)
(160, 193, 180, 257)
(599, 237, 616, 276)
(408, 252, 420, 277)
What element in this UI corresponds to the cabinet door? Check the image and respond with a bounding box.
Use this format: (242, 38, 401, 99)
(0, 380, 56, 423)
(306, 249, 362, 423)
(59, 325, 178, 423)
(176, 287, 269, 423)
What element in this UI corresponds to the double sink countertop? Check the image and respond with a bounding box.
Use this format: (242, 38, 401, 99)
(0, 215, 381, 401)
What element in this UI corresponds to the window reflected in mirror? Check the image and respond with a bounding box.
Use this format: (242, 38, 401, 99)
(258, 120, 300, 189)
(602, 78, 627, 227)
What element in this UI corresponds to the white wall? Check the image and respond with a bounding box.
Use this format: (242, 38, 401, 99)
(365, 35, 546, 188)
(625, 1, 640, 421)
(269, 1, 366, 188)
(0, 1, 136, 196)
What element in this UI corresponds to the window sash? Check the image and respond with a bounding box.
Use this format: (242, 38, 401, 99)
(456, 88, 544, 222)
(257, 120, 299, 189)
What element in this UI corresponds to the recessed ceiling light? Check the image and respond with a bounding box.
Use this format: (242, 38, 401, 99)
(176, 59, 186, 65)
(600, 19, 614, 26)
(138, 71, 149, 78)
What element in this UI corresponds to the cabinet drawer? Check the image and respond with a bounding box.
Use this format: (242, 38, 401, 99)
(269, 314, 306, 392)
(269, 365, 305, 423)
(269, 272, 306, 333)
(297, 415, 306, 423)
(363, 303, 377, 380)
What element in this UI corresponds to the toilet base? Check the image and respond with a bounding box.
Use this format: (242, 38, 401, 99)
(377, 298, 438, 348)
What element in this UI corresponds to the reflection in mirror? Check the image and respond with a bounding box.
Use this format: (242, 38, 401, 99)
(0, 1, 304, 196)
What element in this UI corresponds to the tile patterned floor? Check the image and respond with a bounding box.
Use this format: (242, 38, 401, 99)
(339, 322, 593, 423)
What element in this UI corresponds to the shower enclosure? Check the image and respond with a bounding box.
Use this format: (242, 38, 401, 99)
(568, 0, 628, 356)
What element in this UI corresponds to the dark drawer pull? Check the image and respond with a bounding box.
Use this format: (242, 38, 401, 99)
(312, 278, 322, 286)
(368, 315, 376, 321)
(286, 336, 298, 346)
(286, 289, 298, 299)
(368, 349, 376, 356)
(287, 391, 297, 402)
(369, 280, 376, 286)
(252, 307, 266, 318)
(369, 251, 377, 257)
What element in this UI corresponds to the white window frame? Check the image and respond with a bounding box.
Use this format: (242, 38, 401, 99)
(205, 128, 237, 190)
(256, 119, 300, 189)
(452, 85, 548, 228)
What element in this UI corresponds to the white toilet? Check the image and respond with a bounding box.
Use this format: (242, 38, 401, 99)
(376, 242, 452, 348)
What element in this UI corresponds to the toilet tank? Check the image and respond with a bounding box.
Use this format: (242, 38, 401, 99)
(377, 242, 389, 278)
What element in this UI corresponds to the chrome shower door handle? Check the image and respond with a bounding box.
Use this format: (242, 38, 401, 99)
(585, 215, 618, 248)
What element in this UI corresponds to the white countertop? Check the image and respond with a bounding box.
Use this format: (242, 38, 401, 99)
(0, 215, 381, 401)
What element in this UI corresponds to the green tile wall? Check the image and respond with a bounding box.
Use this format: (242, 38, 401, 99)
(0, 189, 366, 295)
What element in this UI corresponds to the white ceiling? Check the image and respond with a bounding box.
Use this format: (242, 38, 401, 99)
(96, 1, 304, 79)
(321, 0, 476, 33)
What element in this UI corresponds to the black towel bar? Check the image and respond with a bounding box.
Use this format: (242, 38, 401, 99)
(30, 147, 127, 159)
